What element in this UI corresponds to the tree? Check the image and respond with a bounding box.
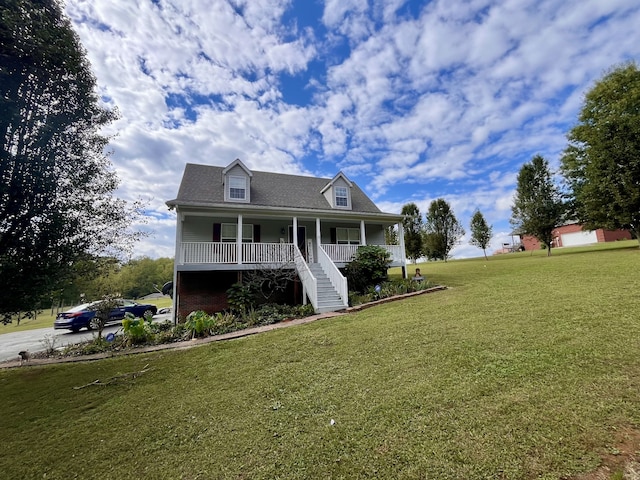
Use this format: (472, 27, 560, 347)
(469, 210, 493, 260)
(118, 257, 174, 299)
(560, 62, 640, 244)
(384, 225, 398, 245)
(401, 203, 424, 262)
(422, 232, 446, 261)
(511, 155, 565, 256)
(91, 294, 121, 340)
(0, 0, 143, 318)
(424, 199, 465, 262)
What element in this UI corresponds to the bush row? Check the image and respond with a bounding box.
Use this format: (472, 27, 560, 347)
(40, 304, 315, 358)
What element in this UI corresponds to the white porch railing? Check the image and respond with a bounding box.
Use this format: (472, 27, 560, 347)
(294, 245, 317, 311)
(320, 244, 403, 263)
(181, 242, 237, 264)
(243, 243, 294, 264)
(321, 244, 358, 262)
(180, 242, 403, 266)
(383, 245, 403, 262)
(181, 242, 294, 264)
(318, 245, 348, 306)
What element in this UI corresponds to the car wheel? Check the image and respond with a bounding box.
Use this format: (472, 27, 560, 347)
(144, 309, 154, 318)
(88, 318, 101, 330)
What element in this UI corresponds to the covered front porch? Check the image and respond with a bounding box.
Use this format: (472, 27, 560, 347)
(175, 212, 406, 269)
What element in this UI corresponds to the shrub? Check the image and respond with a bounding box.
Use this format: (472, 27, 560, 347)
(122, 313, 154, 345)
(348, 278, 432, 306)
(344, 245, 392, 293)
(210, 312, 238, 335)
(226, 283, 255, 313)
(184, 311, 216, 338)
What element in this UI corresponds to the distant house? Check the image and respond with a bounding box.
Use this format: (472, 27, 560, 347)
(515, 223, 632, 251)
(166, 159, 407, 320)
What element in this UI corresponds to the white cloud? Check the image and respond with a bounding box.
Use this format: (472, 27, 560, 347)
(63, 0, 640, 260)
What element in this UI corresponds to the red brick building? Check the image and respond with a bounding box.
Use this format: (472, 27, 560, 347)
(517, 223, 632, 251)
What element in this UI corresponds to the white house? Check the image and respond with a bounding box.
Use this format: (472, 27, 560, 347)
(166, 159, 407, 319)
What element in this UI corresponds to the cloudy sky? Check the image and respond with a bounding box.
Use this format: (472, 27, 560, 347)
(64, 0, 640, 260)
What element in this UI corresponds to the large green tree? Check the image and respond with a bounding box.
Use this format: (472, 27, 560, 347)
(469, 209, 493, 260)
(0, 0, 141, 318)
(511, 155, 565, 256)
(401, 202, 424, 263)
(424, 199, 465, 262)
(118, 257, 174, 299)
(560, 62, 640, 244)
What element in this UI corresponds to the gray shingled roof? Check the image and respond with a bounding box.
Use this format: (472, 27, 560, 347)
(167, 163, 389, 215)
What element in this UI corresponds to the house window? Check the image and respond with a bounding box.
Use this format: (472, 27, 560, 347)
(229, 176, 246, 200)
(336, 227, 360, 245)
(335, 186, 348, 207)
(221, 223, 254, 242)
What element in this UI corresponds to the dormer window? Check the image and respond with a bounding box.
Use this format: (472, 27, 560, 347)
(321, 171, 353, 210)
(229, 176, 246, 200)
(335, 187, 348, 207)
(223, 158, 252, 203)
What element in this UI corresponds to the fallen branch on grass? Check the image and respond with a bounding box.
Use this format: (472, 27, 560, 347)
(73, 364, 153, 389)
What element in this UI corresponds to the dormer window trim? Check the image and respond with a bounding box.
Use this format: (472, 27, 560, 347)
(321, 171, 353, 210)
(223, 158, 252, 203)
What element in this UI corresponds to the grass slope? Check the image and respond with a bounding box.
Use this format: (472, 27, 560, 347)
(1, 242, 639, 479)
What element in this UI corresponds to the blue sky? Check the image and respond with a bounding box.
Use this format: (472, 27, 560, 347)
(64, 0, 640, 260)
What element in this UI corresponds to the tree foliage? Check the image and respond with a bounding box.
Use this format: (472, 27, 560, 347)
(511, 155, 565, 256)
(560, 62, 640, 243)
(344, 245, 391, 293)
(401, 203, 424, 262)
(469, 210, 493, 260)
(424, 199, 465, 262)
(0, 0, 143, 315)
(384, 225, 398, 245)
(52, 257, 174, 307)
(117, 257, 174, 299)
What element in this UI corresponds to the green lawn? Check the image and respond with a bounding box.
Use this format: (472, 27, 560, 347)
(1, 241, 639, 479)
(0, 296, 173, 333)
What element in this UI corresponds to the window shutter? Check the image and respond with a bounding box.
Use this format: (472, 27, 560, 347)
(254, 224, 261, 243)
(213, 223, 221, 242)
(330, 227, 336, 244)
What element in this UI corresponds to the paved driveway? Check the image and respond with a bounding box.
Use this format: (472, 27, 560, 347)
(0, 314, 172, 363)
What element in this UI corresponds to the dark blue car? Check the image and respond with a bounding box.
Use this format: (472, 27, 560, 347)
(54, 300, 158, 332)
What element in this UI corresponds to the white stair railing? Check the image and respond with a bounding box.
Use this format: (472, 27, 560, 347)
(318, 245, 348, 307)
(294, 245, 317, 311)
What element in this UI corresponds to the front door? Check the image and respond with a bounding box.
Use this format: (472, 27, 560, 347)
(289, 226, 307, 260)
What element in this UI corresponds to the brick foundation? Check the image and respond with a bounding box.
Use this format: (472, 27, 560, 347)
(175, 270, 303, 321)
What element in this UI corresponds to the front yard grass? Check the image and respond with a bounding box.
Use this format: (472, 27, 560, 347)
(1, 241, 639, 479)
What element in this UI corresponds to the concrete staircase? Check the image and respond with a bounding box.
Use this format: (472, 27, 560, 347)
(309, 263, 346, 313)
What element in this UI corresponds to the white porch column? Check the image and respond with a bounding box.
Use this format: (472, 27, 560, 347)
(316, 218, 321, 250)
(237, 214, 243, 264)
(397, 222, 407, 278)
(172, 211, 183, 325)
(292, 216, 298, 248)
(360, 220, 367, 246)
